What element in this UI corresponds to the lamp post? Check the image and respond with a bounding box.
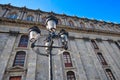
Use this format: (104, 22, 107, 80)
(28, 15, 69, 80)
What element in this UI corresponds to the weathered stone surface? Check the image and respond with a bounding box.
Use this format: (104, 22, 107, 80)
(0, 4, 120, 80)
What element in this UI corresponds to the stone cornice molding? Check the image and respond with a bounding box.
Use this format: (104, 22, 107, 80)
(0, 4, 120, 26)
(0, 17, 120, 37)
(1, 3, 11, 10)
(6, 66, 27, 72)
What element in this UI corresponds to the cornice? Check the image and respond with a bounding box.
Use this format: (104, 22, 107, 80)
(6, 66, 27, 72)
(0, 4, 120, 26)
(0, 17, 120, 37)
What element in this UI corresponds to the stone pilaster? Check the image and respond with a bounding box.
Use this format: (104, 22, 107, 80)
(76, 39, 97, 80)
(0, 7, 5, 17)
(105, 41, 120, 69)
(98, 41, 120, 80)
(0, 35, 16, 80)
(70, 40, 88, 80)
(102, 41, 120, 79)
(110, 42, 120, 58)
(17, 11, 22, 19)
(85, 40, 107, 80)
(26, 49, 37, 80)
(4, 9, 10, 17)
(39, 14, 42, 22)
(23, 12, 27, 20)
(35, 13, 38, 22)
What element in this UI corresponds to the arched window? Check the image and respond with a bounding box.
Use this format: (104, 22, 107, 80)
(106, 69, 116, 80)
(13, 51, 26, 67)
(42, 16, 46, 24)
(69, 20, 74, 27)
(9, 76, 21, 80)
(90, 23, 95, 29)
(63, 52, 72, 67)
(97, 52, 107, 65)
(91, 40, 99, 49)
(18, 35, 28, 47)
(80, 22, 85, 28)
(99, 24, 104, 28)
(58, 19, 62, 25)
(67, 71, 76, 80)
(26, 15, 34, 21)
(8, 13, 18, 19)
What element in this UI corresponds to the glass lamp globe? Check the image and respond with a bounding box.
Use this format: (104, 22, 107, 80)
(28, 26, 41, 42)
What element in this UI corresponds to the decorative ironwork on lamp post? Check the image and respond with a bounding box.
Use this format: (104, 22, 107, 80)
(28, 15, 69, 80)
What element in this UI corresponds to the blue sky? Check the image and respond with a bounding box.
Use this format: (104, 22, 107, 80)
(0, 0, 120, 23)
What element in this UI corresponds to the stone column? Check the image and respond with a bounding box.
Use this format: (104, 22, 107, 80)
(26, 49, 37, 80)
(0, 35, 16, 80)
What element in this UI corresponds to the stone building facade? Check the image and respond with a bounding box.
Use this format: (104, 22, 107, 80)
(0, 3, 120, 80)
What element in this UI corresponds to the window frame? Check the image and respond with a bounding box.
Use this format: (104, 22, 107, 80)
(58, 19, 62, 25)
(67, 71, 76, 80)
(114, 41, 120, 49)
(68, 20, 74, 27)
(91, 40, 99, 49)
(13, 51, 26, 67)
(97, 52, 107, 65)
(41, 16, 46, 24)
(105, 69, 116, 80)
(26, 15, 34, 21)
(63, 52, 73, 67)
(80, 22, 85, 28)
(8, 13, 18, 19)
(18, 35, 28, 47)
(90, 23, 95, 29)
(9, 76, 21, 80)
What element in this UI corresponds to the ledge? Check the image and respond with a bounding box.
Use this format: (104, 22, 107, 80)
(0, 17, 120, 37)
(6, 66, 27, 72)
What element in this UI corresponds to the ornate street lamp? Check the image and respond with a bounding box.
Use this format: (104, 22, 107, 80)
(28, 15, 69, 80)
(59, 29, 69, 50)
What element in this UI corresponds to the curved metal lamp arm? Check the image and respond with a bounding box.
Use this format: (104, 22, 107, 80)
(32, 48, 49, 57)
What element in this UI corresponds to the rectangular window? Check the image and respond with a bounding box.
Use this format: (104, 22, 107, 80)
(97, 52, 107, 65)
(91, 40, 99, 49)
(13, 51, 26, 67)
(106, 69, 116, 80)
(18, 35, 28, 47)
(63, 52, 72, 67)
(115, 41, 120, 49)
